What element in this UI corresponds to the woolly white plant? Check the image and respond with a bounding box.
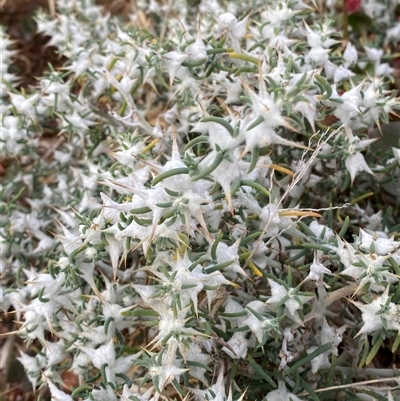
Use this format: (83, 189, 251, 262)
(1, 0, 400, 400)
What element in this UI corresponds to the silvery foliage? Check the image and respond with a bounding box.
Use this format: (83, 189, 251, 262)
(1, 0, 400, 400)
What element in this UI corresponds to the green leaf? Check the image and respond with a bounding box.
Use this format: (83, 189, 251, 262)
(152, 167, 189, 186)
(338, 216, 350, 238)
(204, 259, 235, 274)
(200, 116, 234, 136)
(300, 377, 320, 401)
(314, 75, 332, 100)
(366, 334, 384, 365)
(247, 355, 277, 388)
(286, 343, 332, 375)
(121, 309, 159, 317)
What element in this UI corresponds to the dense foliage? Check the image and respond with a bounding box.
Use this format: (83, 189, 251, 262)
(1, 1, 400, 400)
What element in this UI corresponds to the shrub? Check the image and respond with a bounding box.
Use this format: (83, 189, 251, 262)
(1, 0, 400, 400)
